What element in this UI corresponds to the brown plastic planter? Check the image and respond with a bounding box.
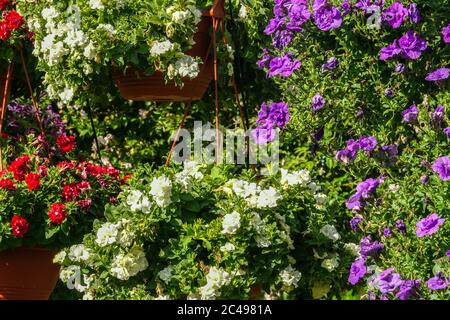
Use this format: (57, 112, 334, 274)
(113, 16, 214, 102)
(0, 247, 60, 300)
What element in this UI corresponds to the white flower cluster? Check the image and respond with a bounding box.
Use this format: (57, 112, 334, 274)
(198, 267, 231, 300)
(321, 253, 340, 272)
(174, 160, 204, 191)
(149, 176, 173, 208)
(59, 265, 93, 293)
(126, 190, 151, 213)
(35, 5, 98, 104)
(95, 219, 135, 248)
(110, 247, 149, 281)
(158, 266, 174, 284)
(174, 55, 200, 79)
(68, 244, 91, 263)
(280, 265, 302, 289)
(320, 224, 341, 242)
(150, 40, 175, 56)
(226, 179, 282, 209)
(222, 211, 241, 234)
(251, 212, 271, 248)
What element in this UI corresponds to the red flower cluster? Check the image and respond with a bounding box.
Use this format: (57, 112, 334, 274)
(0, 0, 10, 11)
(0, 178, 15, 190)
(56, 135, 76, 153)
(48, 203, 67, 225)
(25, 173, 40, 191)
(0, 10, 24, 41)
(8, 155, 30, 181)
(11, 215, 29, 238)
(62, 183, 80, 201)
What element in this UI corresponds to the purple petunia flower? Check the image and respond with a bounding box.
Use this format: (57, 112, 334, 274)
(430, 105, 445, 128)
(383, 228, 392, 237)
(341, 0, 351, 15)
(395, 63, 406, 74)
(426, 273, 449, 291)
(350, 216, 363, 231)
(348, 258, 367, 285)
(446, 250, 450, 258)
(382, 2, 408, 29)
(425, 68, 450, 82)
(408, 3, 420, 24)
(256, 49, 271, 69)
(322, 57, 339, 72)
(373, 268, 403, 293)
(313, 0, 343, 31)
(356, 178, 380, 198)
(256, 101, 290, 128)
(286, 2, 311, 29)
(360, 235, 384, 258)
(312, 93, 327, 110)
(346, 193, 363, 210)
(444, 127, 450, 137)
(398, 31, 428, 60)
(358, 136, 377, 152)
(252, 123, 277, 144)
(396, 280, 421, 300)
(432, 156, 450, 181)
(420, 175, 429, 185)
(402, 104, 419, 123)
(267, 54, 302, 78)
(272, 30, 294, 49)
(442, 24, 450, 44)
(264, 17, 285, 35)
(336, 148, 358, 164)
(395, 219, 406, 234)
(355, 0, 384, 13)
(380, 144, 398, 159)
(416, 213, 445, 237)
(384, 88, 394, 98)
(379, 40, 402, 61)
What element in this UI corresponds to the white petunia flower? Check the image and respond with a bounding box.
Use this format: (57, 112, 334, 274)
(257, 187, 281, 208)
(174, 55, 199, 79)
(126, 190, 151, 213)
(68, 244, 90, 263)
(172, 10, 191, 24)
(158, 266, 174, 284)
(220, 242, 236, 252)
(314, 193, 328, 205)
(95, 222, 119, 247)
(149, 176, 172, 208)
(280, 265, 302, 288)
(222, 211, 241, 234)
(320, 224, 341, 242)
(321, 255, 340, 272)
(53, 251, 67, 264)
(89, 0, 105, 10)
(110, 247, 149, 281)
(150, 40, 174, 56)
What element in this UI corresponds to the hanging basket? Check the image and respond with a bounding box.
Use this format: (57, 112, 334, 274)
(0, 247, 60, 300)
(113, 0, 225, 102)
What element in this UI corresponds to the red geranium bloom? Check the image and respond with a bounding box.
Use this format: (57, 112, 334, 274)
(78, 199, 92, 209)
(77, 181, 91, 192)
(86, 163, 106, 176)
(8, 155, 30, 181)
(11, 215, 29, 238)
(0, 178, 16, 190)
(25, 173, 40, 191)
(56, 135, 76, 153)
(57, 161, 75, 171)
(48, 203, 67, 225)
(0, 0, 9, 11)
(62, 184, 80, 201)
(4, 11, 24, 30)
(0, 21, 11, 41)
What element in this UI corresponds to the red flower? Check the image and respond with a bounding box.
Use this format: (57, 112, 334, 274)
(62, 184, 80, 201)
(121, 174, 132, 185)
(0, 0, 9, 11)
(4, 11, 24, 30)
(56, 135, 76, 153)
(48, 203, 67, 225)
(106, 165, 120, 179)
(57, 161, 75, 171)
(77, 181, 91, 192)
(8, 155, 30, 181)
(77, 199, 92, 209)
(38, 165, 48, 178)
(0, 178, 16, 190)
(11, 215, 29, 238)
(0, 21, 11, 41)
(25, 173, 40, 191)
(86, 163, 106, 176)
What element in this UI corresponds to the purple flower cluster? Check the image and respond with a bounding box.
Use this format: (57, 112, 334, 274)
(442, 24, 450, 44)
(432, 156, 450, 181)
(382, 2, 408, 29)
(336, 136, 377, 163)
(252, 101, 290, 144)
(402, 104, 419, 123)
(395, 219, 407, 234)
(355, 0, 384, 13)
(311, 93, 327, 110)
(346, 177, 381, 210)
(430, 105, 445, 128)
(313, 0, 343, 31)
(360, 235, 384, 258)
(426, 273, 449, 291)
(350, 215, 363, 231)
(380, 31, 428, 61)
(372, 268, 403, 293)
(348, 258, 367, 285)
(267, 53, 301, 78)
(425, 68, 450, 82)
(415, 213, 445, 237)
(321, 57, 339, 72)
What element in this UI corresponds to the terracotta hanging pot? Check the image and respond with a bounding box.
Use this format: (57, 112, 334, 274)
(113, 0, 225, 102)
(0, 247, 60, 300)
